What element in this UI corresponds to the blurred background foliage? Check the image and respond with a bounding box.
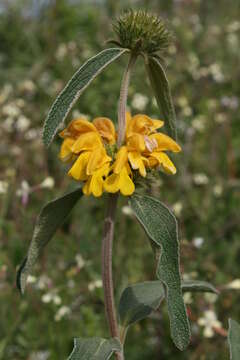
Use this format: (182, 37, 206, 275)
(0, 0, 240, 359)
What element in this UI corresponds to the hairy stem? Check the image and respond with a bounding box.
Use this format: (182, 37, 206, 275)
(117, 54, 137, 147)
(102, 194, 123, 360)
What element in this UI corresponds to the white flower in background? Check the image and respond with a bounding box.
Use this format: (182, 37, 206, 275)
(178, 96, 188, 108)
(42, 292, 62, 305)
(182, 106, 192, 117)
(213, 184, 223, 197)
(88, 279, 103, 292)
(56, 43, 68, 60)
(0, 181, 9, 195)
(225, 279, 240, 290)
(192, 115, 206, 132)
(193, 237, 204, 248)
(227, 21, 240, 32)
(27, 275, 37, 284)
(29, 351, 50, 360)
(215, 113, 227, 124)
(55, 306, 71, 321)
(131, 93, 148, 111)
(209, 63, 225, 83)
(75, 254, 85, 269)
(41, 293, 52, 304)
(16, 180, 30, 197)
(204, 293, 218, 304)
(2, 103, 21, 117)
(40, 177, 55, 189)
(221, 96, 239, 110)
(19, 79, 36, 94)
(25, 128, 41, 140)
(172, 202, 183, 217)
(0, 84, 13, 104)
(36, 275, 51, 290)
(16, 115, 30, 132)
(198, 310, 222, 337)
(2, 117, 14, 132)
(15, 98, 25, 108)
(183, 292, 193, 304)
(121, 205, 134, 216)
(193, 173, 209, 185)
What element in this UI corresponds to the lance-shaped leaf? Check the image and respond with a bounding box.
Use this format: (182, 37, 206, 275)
(228, 319, 240, 360)
(68, 337, 122, 360)
(43, 47, 128, 147)
(182, 280, 219, 294)
(17, 188, 82, 294)
(119, 280, 218, 329)
(145, 56, 177, 140)
(129, 194, 190, 350)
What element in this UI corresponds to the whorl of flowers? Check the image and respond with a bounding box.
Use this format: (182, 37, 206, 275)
(59, 113, 181, 197)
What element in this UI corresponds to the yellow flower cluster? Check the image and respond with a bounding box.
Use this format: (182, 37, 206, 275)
(59, 113, 181, 197)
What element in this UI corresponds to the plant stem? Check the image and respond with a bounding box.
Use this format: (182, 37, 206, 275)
(117, 53, 137, 147)
(102, 193, 123, 360)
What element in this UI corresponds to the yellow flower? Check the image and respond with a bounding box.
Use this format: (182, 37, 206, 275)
(58, 112, 181, 197)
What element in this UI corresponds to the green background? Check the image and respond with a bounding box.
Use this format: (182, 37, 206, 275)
(0, 0, 240, 359)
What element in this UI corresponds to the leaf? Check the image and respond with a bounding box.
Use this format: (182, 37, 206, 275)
(129, 194, 190, 350)
(119, 279, 218, 329)
(43, 48, 127, 147)
(68, 337, 122, 360)
(182, 280, 219, 294)
(228, 319, 240, 360)
(17, 188, 82, 294)
(145, 56, 177, 140)
(119, 281, 165, 328)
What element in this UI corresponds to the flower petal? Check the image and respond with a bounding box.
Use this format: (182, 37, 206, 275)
(60, 118, 97, 138)
(86, 147, 111, 175)
(93, 117, 116, 144)
(150, 152, 177, 174)
(119, 167, 135, 195)
(150, 133, 181, 152)
(127, 133, 145, 152)
(68, 151, 91, 180)
(71, 132, 102, 154)
(113, 146, 128, 174)
(128, 151, 147, 177)
(104, 173, 120, 193)
(59, 138, 75, 162)
(152, 119, 164, 130)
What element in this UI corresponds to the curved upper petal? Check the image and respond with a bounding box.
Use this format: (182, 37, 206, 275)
(59, 118, 97, 139)
(93, 117, 116, 144)
(71, 132, 102, 154)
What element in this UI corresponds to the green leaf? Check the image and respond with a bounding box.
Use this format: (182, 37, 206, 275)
(145, 56, 177, 139)
(119, 281, 165, 328)
(68, 337, 122, 360)
(182, 280, 219, 294)
(43, 48, 128, 147)
(17, 188, 82, 294)
(119, 279, 218, 329)
(129, 194, 190, 350)
(228, 319, 240, 360)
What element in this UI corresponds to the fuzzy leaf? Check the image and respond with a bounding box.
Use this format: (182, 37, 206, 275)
(17, 188, 82, 294)
(228, 319, 240, 360)
(129, 194, 190, 350)
(43, 48, 127, 147)
(182, 280, 219, 294)
(68, 337, 122, 360)
(119, 281, 165, 328)
(145, 56, 177, 139)
(119, 280, 218, 329)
